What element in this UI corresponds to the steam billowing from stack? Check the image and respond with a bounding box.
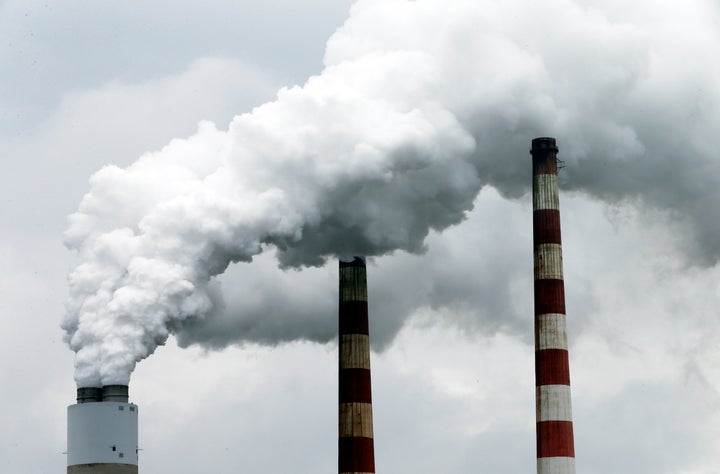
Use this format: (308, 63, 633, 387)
(338, 257, 375, 473)
(63, 0, 720, 387)
(67, 385, 138, 474)
(61, 38, 479, 386)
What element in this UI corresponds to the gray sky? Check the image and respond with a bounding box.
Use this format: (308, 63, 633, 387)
(2, 0, 720, 472)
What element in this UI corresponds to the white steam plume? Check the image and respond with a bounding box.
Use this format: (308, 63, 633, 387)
(64, 0, 720, 386)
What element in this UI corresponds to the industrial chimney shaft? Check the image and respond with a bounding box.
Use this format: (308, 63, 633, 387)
(531, 137, 576, 474)
(338, 256, 376, 474)
(67, 385, 138, 474)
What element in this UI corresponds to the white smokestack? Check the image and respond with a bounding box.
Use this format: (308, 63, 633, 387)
(67, 385, 138, 474)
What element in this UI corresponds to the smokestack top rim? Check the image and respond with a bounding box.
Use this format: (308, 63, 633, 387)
(101, 384, 129, 403)
(530, 137, 559, 153)
(339, 256, 366, 267)
(76, 387, 103, 403)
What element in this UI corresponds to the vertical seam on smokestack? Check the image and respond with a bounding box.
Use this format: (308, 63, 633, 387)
(338, 257, 375, 474)
(532, 138, 576, 474)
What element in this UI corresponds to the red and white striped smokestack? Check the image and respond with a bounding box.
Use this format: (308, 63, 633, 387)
(338, 256, 375, 474)
(531, 137, 576, 474)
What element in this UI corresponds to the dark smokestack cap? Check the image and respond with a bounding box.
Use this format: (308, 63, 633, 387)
(530, 137, 559, 153)
(76, 387, 103, 403)
(102, 385, 129, 403)
(339, 256, 366, 268)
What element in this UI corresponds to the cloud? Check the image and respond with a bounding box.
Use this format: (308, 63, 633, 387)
(1, 56, 278, 234)
(0, 0, 354, 119)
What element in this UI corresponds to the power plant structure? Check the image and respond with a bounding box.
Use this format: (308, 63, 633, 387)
(532, 137, 576, 473)
(62, 138, 580, 473)
(338, 256, 376, 474)
(67, 385, 139, 474)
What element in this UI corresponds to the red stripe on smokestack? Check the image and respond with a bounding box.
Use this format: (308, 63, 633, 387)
(339, 369, 373, 403)
(338, 257, 375, 474)
(537, 421, 575, 457)
(532, 137, 576, 474)
(339, 437, 376, 473)
(339, 302, 370, 335)
(535, 349, 571, 386)
(534, 280, 566, 315)
(533, 210, 562, 245)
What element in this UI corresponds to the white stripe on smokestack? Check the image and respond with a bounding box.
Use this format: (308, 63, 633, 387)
(339, 403, 375, 438)
(338, 256, 375, 474)
(532, 137, 576, 473)
(534, 244, 563, 280)
(533, 174, 561, 210)
(538, 457, 576, 474)
(536, 385, 573, 421)
(340, 334, 372, 369)
(535, 314, 569, 351)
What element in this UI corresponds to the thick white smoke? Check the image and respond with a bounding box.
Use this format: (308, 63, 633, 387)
(64, 0, 720, 386)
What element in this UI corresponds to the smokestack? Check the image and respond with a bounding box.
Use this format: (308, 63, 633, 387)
(338, 256, 375, 474)
(531, 137, 576, 474)
(102, 385, 130, 403)
(67, 385, 139, 474)
(76, 387, 103, 404)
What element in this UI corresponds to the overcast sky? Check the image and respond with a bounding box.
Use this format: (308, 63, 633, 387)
(2, 0, 720, 472)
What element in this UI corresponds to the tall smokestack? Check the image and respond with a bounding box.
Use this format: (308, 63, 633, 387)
(531, 137, 576, 474)
(338, 256, 375, 474)
(67, 385, 139, 474)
